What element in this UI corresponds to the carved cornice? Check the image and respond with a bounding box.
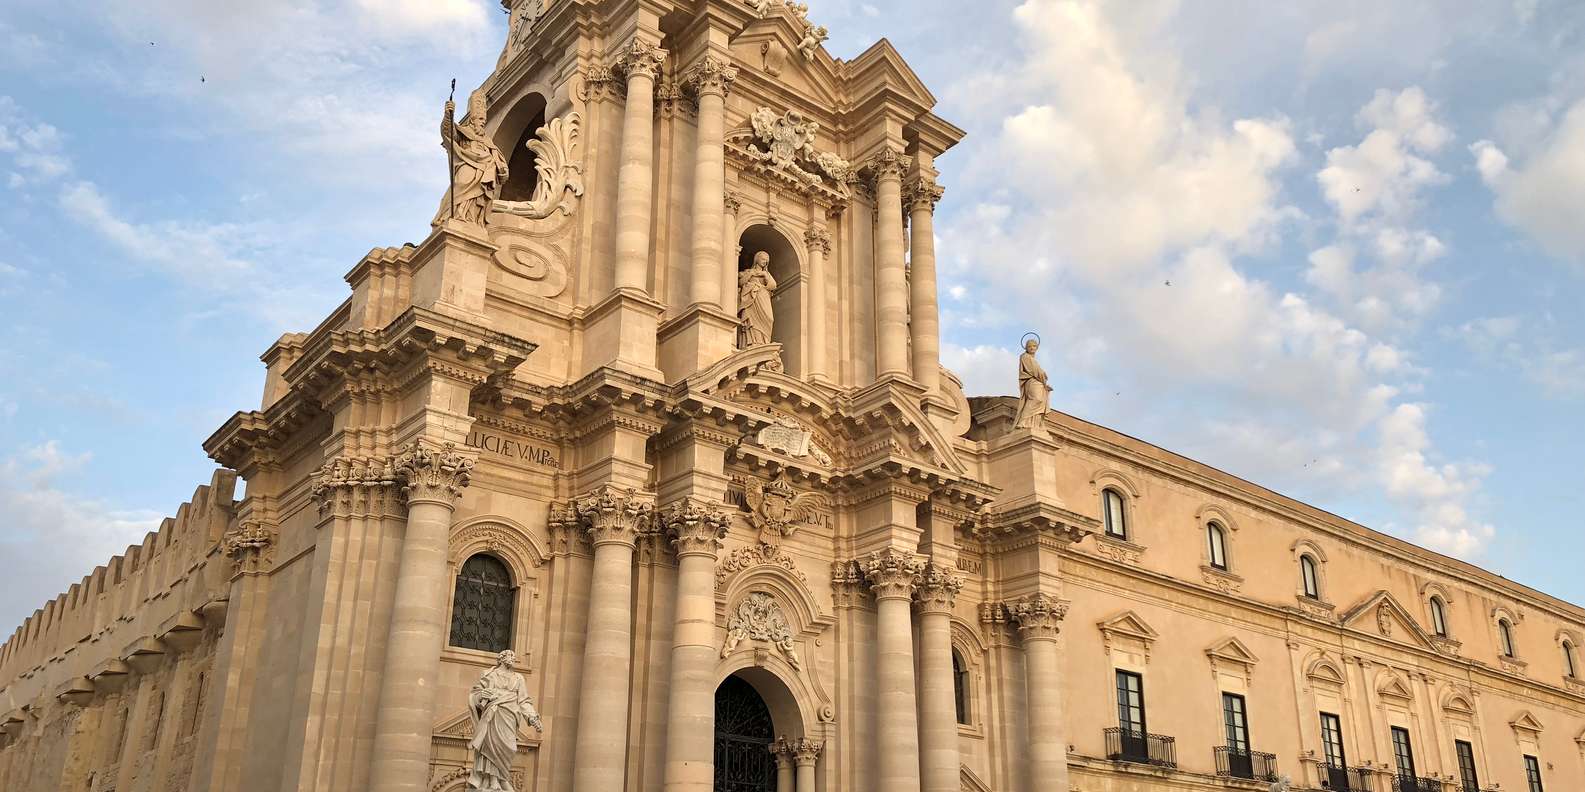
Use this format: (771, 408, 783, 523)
(662, 498, 731, 558)
(862, 548, 924, 601)
(223, 521, 277, 577)
(683, 54, 739, 100)
(397, 442, 475, 507)
(569, 485, 655, 548)
(903, 176, 944, 213)
(1007, 593, 1068, 642)
(914, 561, 963, 615)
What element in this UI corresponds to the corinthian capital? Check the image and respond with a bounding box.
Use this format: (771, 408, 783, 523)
(1008, 592, 1068, 642)
(792, 738, 824, 766)
(865, 146, 911, 184)
(397, 443, 474, 507)
(223, 521, 276, 577)
(614, 38, 667, 83)
(862, 548, 924, 601)
(913, 561, 963, 614)
(803, 227, 832, 255)
(661, 498, 731, 557)
(571, 485, 654, 547)
(684, 54, 738, 99)
(903, 176, 944, 213)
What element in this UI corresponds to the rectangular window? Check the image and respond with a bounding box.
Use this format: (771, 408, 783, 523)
(1524, 755, 1544, 792)
(1319, 712, 1346, 768)
(1115, 670, 1146, 734)
(1391, 726, 1417, 779)
(1455, 740, 1479, 792)
(1221, 693, 1249, 752)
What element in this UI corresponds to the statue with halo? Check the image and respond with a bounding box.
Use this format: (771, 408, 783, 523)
(1013, 332, 1051, 431)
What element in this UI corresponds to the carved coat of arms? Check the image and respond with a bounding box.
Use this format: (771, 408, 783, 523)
(742, 472, 828, 546)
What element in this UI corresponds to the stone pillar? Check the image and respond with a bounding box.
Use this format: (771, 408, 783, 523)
(915, 563, 963, 792)
(1009, 594, 1069, 792)
(864, 549, 926, 792)
(794, 738, 823, 792)
(569, 486, 653, 792)
(722, 192, 742, 318)
(687, 56, 735, 308)
(613, 39, 666, 293)
(870, 147, 911, 378)
(905, 176, 944, 394)
(773, 739, 795, 792)
(368, 444, 474, 792)
(804, 227, 832, 382)
(661, 500, 731, 792)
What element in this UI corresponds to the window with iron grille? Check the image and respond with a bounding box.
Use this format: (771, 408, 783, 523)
(1524, 755, 1544, 792)
(1455, 740, 1479, 791)
(449, 553, 516, 652)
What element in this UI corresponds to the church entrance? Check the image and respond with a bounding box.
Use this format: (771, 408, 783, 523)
(713, 674, 778, 792)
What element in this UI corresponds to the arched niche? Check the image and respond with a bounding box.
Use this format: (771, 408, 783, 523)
(716, 660, 817, 741)
(489, 91, 548, 203)
(737, 223, 806, 377)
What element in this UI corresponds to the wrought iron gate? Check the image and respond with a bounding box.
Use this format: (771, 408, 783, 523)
(714, 676, 777, 792)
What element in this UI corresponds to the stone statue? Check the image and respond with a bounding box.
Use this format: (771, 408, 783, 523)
(442, 91, 509, 227)
(466, 650, 543, 792)
(1013, 335, 1051, 431)
(1268, 774, 1291, 792)
(738, 251, 777, 348)
(798, 24, 828, 60)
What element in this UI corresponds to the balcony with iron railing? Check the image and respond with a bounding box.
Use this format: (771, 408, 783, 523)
(1213, 746, 1279, 781)
(1392, 776, 1444, 792)
(1103, 727, 1177, 768)
(1320, 763, 1377, 791)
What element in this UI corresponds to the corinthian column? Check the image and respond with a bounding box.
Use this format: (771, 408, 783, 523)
(864, 549, 925, 792)
(368, 444, 474, 792)
(905, 177, 944, 394)
(686, 55, 736, 308)
(804, 227, 832, 382)
(1009, 593, 1069, 792)
(793, 738, 823, 792)
(914, 562, 963, 792)
(721, 191, 742, 317)
(570, 486, 653, 792)
(661, 500, 731, 792)
(772, 739, 795, 792)
(613, 39, 666, 293)
(870, 147, 912, 378)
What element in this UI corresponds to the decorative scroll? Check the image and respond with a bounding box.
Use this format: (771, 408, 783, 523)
(721, 592, 801, 669)
(491, 113, 585, 221)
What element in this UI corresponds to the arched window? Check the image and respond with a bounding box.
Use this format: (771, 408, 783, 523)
(952, 649, 970, 724)
(1563, 640, 1577, 678)
(1498, 619, 1516, 658)
(450, 554, 516, 652)
(1300, 555, 1320, 600)
(1206, 522, 1228, 570)
(1429, 597, 1448, 638)
(1102, 488, 1128, 540)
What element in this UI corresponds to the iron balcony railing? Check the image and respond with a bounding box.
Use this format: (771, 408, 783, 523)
(1103, 727, 1177, 768)
(1213, 746, 1279, 781)
(1322, 764, 1376, 791)
(1393, 776, 1444, 792)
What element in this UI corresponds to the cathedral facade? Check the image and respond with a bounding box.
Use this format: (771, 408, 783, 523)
(2, 2, 1583, 792)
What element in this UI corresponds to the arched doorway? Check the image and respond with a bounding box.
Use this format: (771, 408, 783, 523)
(714, 675, 778, 792)
(737, 224, 804, 376)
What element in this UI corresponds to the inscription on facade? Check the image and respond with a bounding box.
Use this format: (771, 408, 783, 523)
(465, 430, 560, 468)
(724, 486, 832, 530)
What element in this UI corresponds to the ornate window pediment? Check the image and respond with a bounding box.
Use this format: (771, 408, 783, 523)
(1305, 653, 1347, 687)
(1098, 611, 1159, 665)
(1376, 671, 1414, 702)
(1510, 710, 1545, 736)
(1442, 691, 1476, 716)
(1206, 637, 1259, 685)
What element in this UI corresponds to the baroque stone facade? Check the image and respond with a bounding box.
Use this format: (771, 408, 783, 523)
(3, 3, 1584, 792)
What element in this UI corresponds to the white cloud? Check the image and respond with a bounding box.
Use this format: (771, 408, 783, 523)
(1377, 403, 1495, 555)
(0, 96, 72, 184)
(352, 0, 491, 37)
(1472, 100, 1585, 265)
(942, 344, 1023, 399)
(1317, 88, 1451, 227)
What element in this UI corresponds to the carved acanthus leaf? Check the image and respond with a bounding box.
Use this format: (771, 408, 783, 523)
(491, 113, 585, 221)
(397, 443, 475, 505)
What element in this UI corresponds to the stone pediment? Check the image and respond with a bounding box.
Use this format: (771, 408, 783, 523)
(1206, 637, 1260, 668)
(1098, 611, 1159, 648)
(1339, 590, 1436, 651)
(1376, 672, 1414, 701)
(841, 39, 939, 115)
(960, 765, 993, 792)
(1509, 710, 1545, 735)
(432, 710, 542, 751)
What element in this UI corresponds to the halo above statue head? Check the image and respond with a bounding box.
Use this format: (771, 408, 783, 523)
(1020, 331, 1041, 347)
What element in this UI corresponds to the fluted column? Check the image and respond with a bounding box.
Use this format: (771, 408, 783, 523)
(870, 147, 911, 378)
(686, 56, 736, 308)
(368, 444, 474, 792)
(721, 192, 742, 318)
(793, 738, 823, 792)
(1009, 594, 1069, 792)
(905, 177, 944, 394)
(915, 563, 963, 792)
(661, 500, 731, 792)
(569, 486, 654, 792)
(613, 39, 666, 293)
(804, 227, 832, 382)
(864, 549, 926, 792)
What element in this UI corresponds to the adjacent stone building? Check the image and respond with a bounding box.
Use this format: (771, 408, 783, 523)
(2, 2, 1582, 791)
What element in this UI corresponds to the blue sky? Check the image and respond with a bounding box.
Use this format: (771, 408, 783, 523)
(1, 0, 1582, 633)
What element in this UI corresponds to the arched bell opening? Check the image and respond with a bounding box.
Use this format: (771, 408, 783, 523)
(492, 91, 548, 202)
(737, 224, 805, 376)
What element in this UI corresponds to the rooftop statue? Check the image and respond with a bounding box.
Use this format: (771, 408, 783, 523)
(441, 91, 509, 227)
(1013, 334, 1051, 432)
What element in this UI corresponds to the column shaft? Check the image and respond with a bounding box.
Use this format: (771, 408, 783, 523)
(805, 229, 830, 381)
(721, 193, 741, 319)
(614, 48, 661, 293)
(873, 153, 910, 377)
(662, 503, 728, 792)
(572, 539, 638, 792)
(907, 185, 942, 393)
(775, 755, 794, 792)
(368, 496, 458, 792)
(1023, 637, 1066, 790)
(917, 609, 958, 792)
(795, 759, 817, 792)
(688, 79, 728, 308)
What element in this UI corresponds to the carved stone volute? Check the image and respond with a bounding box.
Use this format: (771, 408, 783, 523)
(862, 549, 924, 601)
(1007, 593, 1068, 642)
(913, 561, 963, 615)
(662, 498, 731, 558)
(396, 442, 474, 507)
(570, 485, 655, 548)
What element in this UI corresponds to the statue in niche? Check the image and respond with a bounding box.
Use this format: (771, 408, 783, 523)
(441, 90, 509, 227)
(466, 650, 542, 792)
(1013, 333, 1051, 431)
(738, 250, 777, 348)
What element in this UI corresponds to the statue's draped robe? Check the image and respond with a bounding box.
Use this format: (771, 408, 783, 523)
(467, 666, 540, 792)
(1013, 350, 1050, 429)
(442, 119, 507, 225)
(738, 266, 777, 347)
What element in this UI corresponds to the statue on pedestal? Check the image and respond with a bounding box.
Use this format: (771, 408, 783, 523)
(441, 90, 508, 227)
(466, 650, 542, 792)
(1013, 333, 1051, 431)
(738, 250, 777, 348)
